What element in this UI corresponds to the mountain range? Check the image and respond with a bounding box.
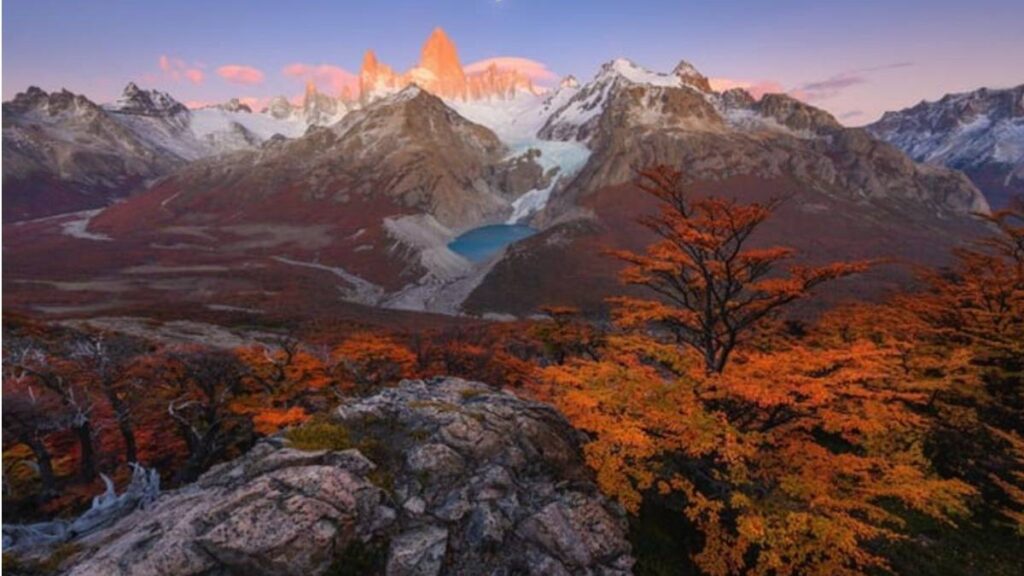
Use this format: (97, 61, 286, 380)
(3, 28, 1016, 322)
(867, 84, 1024, 208)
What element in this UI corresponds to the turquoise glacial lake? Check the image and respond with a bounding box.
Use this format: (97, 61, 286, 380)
(447, 224, 536, 262)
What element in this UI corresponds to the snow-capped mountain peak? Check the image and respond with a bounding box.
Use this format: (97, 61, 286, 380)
(536, 57, 721, 144)
(106, 82, 189, 117)
(392, 84, 424, 101)
(599, 58, 682, 88)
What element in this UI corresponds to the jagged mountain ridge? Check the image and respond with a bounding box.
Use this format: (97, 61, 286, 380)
(2, 52, 995, 321)
(2, 86, 184, 222)
(78, 86, 552, 301)
(867, 84, 1024, 208)
(120, 86, 517, 230)
(2, 83, 312, 222)
(462, 58, 990, 315)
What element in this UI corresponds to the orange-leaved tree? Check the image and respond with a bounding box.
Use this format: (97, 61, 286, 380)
(905, 204, 1024, 534)
(541, 167, 974, 574)
(330, 332, 416, 396)
(545, 305, 976, 575)
(608, 165, 870, 373)
(156, 347, 250, 483)
(234, 335, 332, 435)
(530, 305, 605, 366)
(3, 339, 99, 481)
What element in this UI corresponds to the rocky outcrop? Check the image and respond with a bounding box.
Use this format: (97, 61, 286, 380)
(672, 60, 712, 93)
(753, 93, 843, 135)
(302, 81, 349, 126)
(55, 378, 633, 575)
(215, 98, 253, 114)
(417, 28, 468, 100)
(265, 95, 298, 120)
(489, 148, 555, 199)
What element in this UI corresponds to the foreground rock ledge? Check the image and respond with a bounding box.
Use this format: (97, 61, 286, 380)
(62, 378, 634, 576)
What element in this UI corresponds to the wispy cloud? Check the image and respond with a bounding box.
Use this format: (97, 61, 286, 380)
(282, 63, 358, 95)
(464, 57, 558, 84)
(710, 61, 917, 105)
(158, 55, 205, 85)
(855, 61, 914, 73)
(795, 61, 915, 101)
(795, 73, 866, 101)
(217, 65, 265, 86)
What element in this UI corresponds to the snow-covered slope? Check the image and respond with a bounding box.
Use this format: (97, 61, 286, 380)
(537, 58, 719, 144)
(103, 83, 307, 159)
(868, 84, 1024, 208)
(448, 80, 591, 222)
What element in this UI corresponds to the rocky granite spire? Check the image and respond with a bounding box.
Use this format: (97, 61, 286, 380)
(357, 28, 541, 103)
(417, 27, 467, 100)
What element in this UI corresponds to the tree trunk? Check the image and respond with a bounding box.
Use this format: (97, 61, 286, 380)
(176, 445, 209, 484)
(107, 392, 139, 464)
(75, 422, 97, 480)
(24, 435, 57, 500)
(118, 416, 138, 464)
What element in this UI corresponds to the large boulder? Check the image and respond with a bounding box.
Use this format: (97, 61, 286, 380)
(54, 378, 634, 575)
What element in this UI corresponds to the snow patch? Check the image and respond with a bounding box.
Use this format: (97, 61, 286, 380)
(506, 142, 592, 222)
(606, 58, 683, 88)
(270, 256, 384, 305)
(60, 209, 111, 241)
(190, 108, 306, 141)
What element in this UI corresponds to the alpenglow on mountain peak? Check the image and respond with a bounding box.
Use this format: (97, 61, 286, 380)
(358, 27, 541, 103)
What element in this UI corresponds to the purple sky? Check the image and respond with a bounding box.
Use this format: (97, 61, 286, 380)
(3, 0, 1022, 125)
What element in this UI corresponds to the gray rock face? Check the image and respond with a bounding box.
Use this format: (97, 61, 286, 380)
(57, 378, 633, 575)
(159, 87, 510, 232)
(335, 377, 633, 576)
(2, 85, 183, 222)
(63, 445, 387, 576)
(489, 148, 555, 200)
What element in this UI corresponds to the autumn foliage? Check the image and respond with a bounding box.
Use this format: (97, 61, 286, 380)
(0, 324, 422, 513)
(609, 166, 871, 373)
(2, 179, 1022, 573)
(906, 204, 1024, 535)
(536, 174, 1022, 573)
(541, 305, 981, 573)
